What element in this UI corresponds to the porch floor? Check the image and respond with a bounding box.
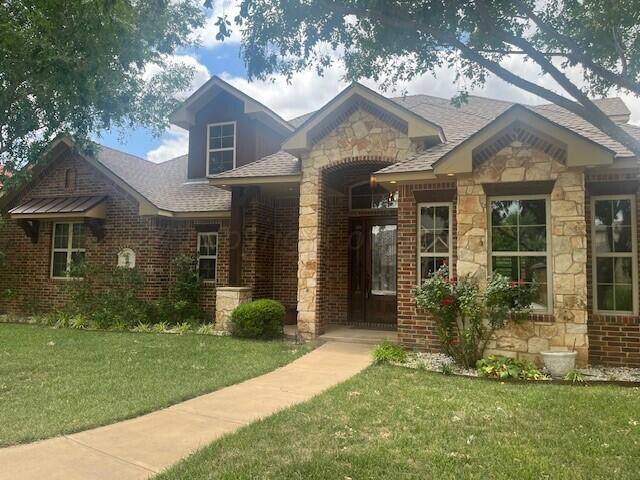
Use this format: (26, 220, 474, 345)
(285, 324, 398, 345)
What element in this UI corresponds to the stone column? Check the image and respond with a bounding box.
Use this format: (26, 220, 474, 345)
(296, 154, 320, 339)
(456, 174, 489, 282)
(549, 167, 589, 365)
(215, 286, 252, 333)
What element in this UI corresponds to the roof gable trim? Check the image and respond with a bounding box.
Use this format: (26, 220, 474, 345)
(282, 83, 445, 154)
(170, 76, 294, 136)
(433, 105, 616, 175)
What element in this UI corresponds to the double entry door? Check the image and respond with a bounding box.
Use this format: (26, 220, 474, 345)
(349, 217, 397, 325)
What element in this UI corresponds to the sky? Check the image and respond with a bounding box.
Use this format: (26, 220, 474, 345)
(97, 0, 640, 164)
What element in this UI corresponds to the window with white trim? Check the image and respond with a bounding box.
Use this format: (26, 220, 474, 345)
(197, 232, 218, 281)
(489, 197, 551, 311)
(51, 223, 85, 278)
(207, 122, 235, 175)
(418, 203, 452, 283)
(592, 196, 637, 313)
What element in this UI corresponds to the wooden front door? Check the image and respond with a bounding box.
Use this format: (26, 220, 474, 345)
(349, 217, 397, 325)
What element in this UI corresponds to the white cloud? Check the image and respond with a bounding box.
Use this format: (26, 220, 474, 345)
(144, 54, 211, 100)
(194, 0, 242, 49)
(146, 48, 640, 161)
(145, 55, 210, 162)
(220, 66, 350, 120)
(147, 126, 190, 163)
(222, 54, 640, 125)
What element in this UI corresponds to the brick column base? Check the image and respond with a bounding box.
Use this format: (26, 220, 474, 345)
(215, 286, 252, 333)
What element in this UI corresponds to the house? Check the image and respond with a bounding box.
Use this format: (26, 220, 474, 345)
(1, 76, 640, 368)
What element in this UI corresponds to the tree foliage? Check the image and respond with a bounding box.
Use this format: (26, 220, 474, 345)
(213, 0, 640, 156)
(0, 0, 204, 186)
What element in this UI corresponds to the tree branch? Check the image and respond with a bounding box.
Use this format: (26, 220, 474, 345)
(336, 3, 640, 157)
(512, 0, 640, 95)
(474, 2, 640, 156)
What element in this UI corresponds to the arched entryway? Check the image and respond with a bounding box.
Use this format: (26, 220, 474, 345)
(316, 157, 398, 331)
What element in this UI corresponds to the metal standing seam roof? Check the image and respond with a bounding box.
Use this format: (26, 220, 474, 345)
(9, 195, 106, 215)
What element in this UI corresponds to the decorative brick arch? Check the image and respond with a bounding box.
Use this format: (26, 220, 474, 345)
(319, 155, 397, 175)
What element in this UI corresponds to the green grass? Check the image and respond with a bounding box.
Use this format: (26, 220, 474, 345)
(158, 365, 640, 480)
(0, 324, 307, 446)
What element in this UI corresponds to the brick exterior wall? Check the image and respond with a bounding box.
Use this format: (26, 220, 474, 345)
(240, 192, 300, 315)
(397, 181, 457, 351)
(585, 170, 640, 367)
(273, 197, 300, 313)
(242, 193, 275, 298)
(0, 153, 229, 319)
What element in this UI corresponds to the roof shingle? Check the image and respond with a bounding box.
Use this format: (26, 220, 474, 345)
(94, 147, 230, 213)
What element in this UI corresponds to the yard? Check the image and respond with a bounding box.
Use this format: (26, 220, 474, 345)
(0, 324, 306, 446)
(158, 365, 640, 480)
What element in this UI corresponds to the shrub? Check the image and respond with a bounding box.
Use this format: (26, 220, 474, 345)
(172, 321, 192, 335)
(152, 321, 171, 333)
(170, 255, 205, 324)
(564, 369, 585, 383)
(413, 264, 535, 368)
(131, 322, 152, 333)
(62, 263, 147, 330)
(476, 355, 546, 381)
(196, 323, 215, 335)
(230, 299, 285, 339)
(372, 342, 407, 364)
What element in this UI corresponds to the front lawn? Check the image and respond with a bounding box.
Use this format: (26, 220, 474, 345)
(158, 365, 640, 480)
(0, 324, 306, 446)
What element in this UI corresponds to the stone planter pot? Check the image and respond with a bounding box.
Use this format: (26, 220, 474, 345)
(541, 351, 577, 378)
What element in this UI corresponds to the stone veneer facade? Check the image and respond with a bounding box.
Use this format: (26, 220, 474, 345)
(456, 141, 589, 365)
(215, 286, 252, 332)
(296, 108, 416, 338)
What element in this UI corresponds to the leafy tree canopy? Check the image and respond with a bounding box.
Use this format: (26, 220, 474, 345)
(214, 0, 640, 156)
(0, 0, 204, 187)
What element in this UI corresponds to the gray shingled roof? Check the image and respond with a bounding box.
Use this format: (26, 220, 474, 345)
(376, 96, 637, 175)
(209, 151, 300, 180)
(95, 147, 230, 212)
(93, 94, 639, 208)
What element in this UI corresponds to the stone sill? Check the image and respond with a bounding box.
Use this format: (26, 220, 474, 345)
(216, 286, 252, 292)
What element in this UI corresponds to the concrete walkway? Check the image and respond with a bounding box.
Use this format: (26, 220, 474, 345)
(0, 342, 372, 480)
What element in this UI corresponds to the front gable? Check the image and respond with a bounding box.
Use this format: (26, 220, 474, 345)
(308, 107, 417, 165)
(283, 83, 444, 155)
(0, 139, 157, 218)
(433, 106, 616, 176)
(170, 76, 291, 179)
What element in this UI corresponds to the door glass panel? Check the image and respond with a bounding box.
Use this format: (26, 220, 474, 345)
(371, 225, 396, 295)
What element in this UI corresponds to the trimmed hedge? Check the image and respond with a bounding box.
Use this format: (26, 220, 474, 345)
(230, 299, 285, 339)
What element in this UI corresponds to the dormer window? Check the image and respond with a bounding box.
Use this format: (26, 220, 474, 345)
(207, 122, 236, 175)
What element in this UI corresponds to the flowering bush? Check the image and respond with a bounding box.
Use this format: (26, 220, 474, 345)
(413, 263, 535, 368)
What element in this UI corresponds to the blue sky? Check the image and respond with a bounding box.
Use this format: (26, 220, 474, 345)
(97, 43, 247, 159)
(96, 1, 640, 163)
